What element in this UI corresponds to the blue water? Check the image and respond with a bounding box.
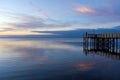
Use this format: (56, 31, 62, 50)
(0, 38, 120, 80)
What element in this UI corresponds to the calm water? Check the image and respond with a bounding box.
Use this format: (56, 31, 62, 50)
(0, 38, 120, 80)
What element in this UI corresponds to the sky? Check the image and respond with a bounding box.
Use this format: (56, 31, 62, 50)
(0, 0, 120, 35)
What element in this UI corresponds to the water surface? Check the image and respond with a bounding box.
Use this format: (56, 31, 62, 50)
(0, 38, 120, 80)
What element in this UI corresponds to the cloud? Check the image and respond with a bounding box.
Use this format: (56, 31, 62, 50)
(75, 6, 95, 14)
(74, 4, 120, 19)
(0, 12, 75, 32)
(33, 8, 49, 19)
(0, 9, 45, 22)
(3, 20, 73, 30)
(0, 9, 71, 32)
(29, 0, 49, 19)
(0, 6, 75, 32)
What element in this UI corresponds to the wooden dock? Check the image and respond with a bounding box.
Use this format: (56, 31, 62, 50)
(83, 32, 120, 53)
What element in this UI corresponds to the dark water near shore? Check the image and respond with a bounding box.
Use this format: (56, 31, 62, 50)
(0, 38, 120, 80)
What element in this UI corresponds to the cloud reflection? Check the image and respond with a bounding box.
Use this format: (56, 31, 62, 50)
(76, 63, 94, 71)
(0, 40, 81, 51)
(0, 39, 82, 64)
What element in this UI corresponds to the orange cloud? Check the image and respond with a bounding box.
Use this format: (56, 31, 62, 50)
(75, 6, 95, 14)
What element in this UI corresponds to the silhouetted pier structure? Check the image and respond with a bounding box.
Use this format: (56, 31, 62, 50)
(83, 32, 120, 54)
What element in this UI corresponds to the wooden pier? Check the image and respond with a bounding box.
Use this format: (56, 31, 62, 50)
(83, 32, 120, 54)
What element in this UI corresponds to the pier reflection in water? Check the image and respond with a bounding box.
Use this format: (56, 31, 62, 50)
(83, 49, 120, 60)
